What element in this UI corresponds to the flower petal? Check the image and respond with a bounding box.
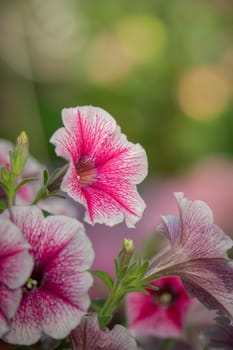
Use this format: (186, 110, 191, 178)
(4, 291, 43, 345)
(0, 284, 21, 337)
(50, 106, 148, 227)
(3, 206, 94, 344)
(0, 219, 33, 289)
(71, 313, 137, 350)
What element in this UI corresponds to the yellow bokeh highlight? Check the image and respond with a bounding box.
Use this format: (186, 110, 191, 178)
(177, 65, 231, 121)
(84, 14, 167, 86)
(84, 33, 134, 86)
(116, 14, 167, 64)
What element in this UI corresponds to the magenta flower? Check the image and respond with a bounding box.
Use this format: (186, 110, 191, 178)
(126, 276, 194, 339)
(1, 206, 94, 345)
(0, 219, 33, 337)
(201, 314, 233, 350)
(70, 313, 137, 350)
(50, 106, 148, 227)
(0, 139, 43, 205)
(145, 192, 233, 319)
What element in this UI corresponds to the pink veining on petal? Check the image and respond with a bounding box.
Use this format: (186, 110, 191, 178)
(50, 106, 148, 227)
(0, 218, 33, 337)
(70, 313, 137, 350)
(2, 206, 94, 345)
(145, 193, 233, 319)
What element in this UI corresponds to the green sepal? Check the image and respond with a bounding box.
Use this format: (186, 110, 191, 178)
(136, 260, 149, 279)
(124, 285, 149, 295)
(91, 298, 107, 312)
(1, 167, 10, 182)
(15, 177, 38, 192)
(144, 284, 159, 292)
(141, 274, 161, 284)
(0, 200, 7, 210)
(43, 169, 49, 185)
(91, 270, 114, 290)
(98, 314, 112, 328)
(0, 180, 9, 192)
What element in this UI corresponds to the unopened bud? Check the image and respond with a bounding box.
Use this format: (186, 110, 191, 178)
(16, 131, 29, 152)
(116, 238, 135, 276)
(123, 238, 134, 254)
(12, 131, 29, 176)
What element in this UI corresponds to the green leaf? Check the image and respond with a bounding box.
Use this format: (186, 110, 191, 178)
(144, 284, 159, 292)
(98, 314, 112, 328)
(1, 167, 10, 182)
(137, 260, 149, 279)
(0, 200, 7, 210)
(114, 258, 120, 278)
(141, 274, 161, 284)
(124, 285, 149, 295)
(15, 177, 38, 192)
(43, 169, 49, 185)
(0, 180, 9, 193)
(91, 298, 107, 312)
(91, 270, 114, 290)
(125, 262, 138, 277)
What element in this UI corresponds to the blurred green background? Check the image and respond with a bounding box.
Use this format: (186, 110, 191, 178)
(0, 0, 232, 175)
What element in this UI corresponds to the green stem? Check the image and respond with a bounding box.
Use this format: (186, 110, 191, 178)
(99, 280, 121, 318)
(8, 173, 17, 206)
(159, 339, 175, 350)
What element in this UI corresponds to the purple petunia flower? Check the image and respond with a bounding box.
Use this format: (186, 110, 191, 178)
(0, 219, 33, 337)
(145, 192, 233, 319)
(70, 313, 137, 350)
(200, 313, 233, 349)
(126, 276, 194, 339)
(50, 106, 148, 227)
(1, 206, 94, 345)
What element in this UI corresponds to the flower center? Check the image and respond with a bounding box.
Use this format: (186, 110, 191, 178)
(23, 265, 43, 292)
(151, 287, 175, 307)
(76, 156, 96, 187)
(159, 292, 173, 305)
(24, 278, 38, 291)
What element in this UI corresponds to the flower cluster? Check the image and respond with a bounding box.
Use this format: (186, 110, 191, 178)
(0, 106, 232, 349)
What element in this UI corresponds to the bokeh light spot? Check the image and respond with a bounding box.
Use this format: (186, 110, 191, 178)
(83, 33, 134, 86)
(177, 65, 231, 121)
(116, 14, 167, 64)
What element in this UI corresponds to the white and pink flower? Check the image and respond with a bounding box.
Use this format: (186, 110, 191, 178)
(1, 206, 94, 345)
(70, 313, 137, 350)
(0, 219, 33, 337)
(50, 106, 148, 227)
(126, 276, 194, 339)
(145, 192, 233, 319)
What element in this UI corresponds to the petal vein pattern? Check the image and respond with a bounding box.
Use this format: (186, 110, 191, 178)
(1, 206, 94, 345)
(50, 106, 148, 227)
(145, 192, 233, 319)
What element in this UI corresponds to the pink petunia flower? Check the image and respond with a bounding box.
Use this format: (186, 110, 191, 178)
(145, 192, 233, 319)
(50, 106, 148, 227)
(0, 219, 33, 337)
(70, 313, 137, 350)
(1, 206, 94, 345)
(201, 314, 233, 350)
(126, 276, 194, 339)
(0, 139, 44, 205)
